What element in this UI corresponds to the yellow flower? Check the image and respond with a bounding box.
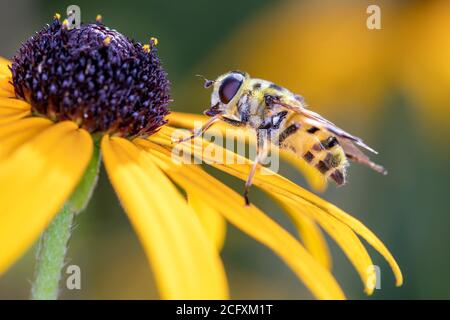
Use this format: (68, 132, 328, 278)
(0, 16, 402, 300)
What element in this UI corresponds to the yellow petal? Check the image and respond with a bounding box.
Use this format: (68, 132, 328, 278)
(211, 158, 403, 287)
(0, 56, 11, 77)
(278, 195, 376, 295)
(101, 136, 228, 299)
(0, 97, 31, 124)
(0, 97, 31, 110)
(283, 203, 332, 270)
(222, 165, 403, 288)
(0, 89, 14, 99)
(0, 108, 30, 124)
(0, 117, 53, 161)
(0, 121, 93, 274)
(0, 77, 14, 98)
(0, 57, 16, 98)
(168, 112, 327, 191)
(136, 138, 345, 300)
(150, 129, 403, 287)
(0, 88, 13, 98)
(188, 191, 227, 251)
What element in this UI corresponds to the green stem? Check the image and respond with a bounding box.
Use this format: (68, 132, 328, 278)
(30, 141, 101, 300)
(30, 204, 74, 300)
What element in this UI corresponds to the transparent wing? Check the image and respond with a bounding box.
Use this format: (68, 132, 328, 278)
(271, 98, 378, 154)
(337, 138, 387, 175)
(270, 98, 387, 175)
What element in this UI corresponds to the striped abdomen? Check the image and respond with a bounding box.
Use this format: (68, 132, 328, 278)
(278, 116, 348, 185)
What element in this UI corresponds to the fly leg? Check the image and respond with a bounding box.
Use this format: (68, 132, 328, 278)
(244, 129, 270, 206)
(174, 115, 220, 143)
(220, 116, 246, 127)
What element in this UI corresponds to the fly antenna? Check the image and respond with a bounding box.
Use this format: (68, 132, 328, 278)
(196, 74, 215, 88)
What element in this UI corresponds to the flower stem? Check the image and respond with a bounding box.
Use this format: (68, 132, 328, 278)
(30, 140, 101, 300)
(30, 204, 74, 300)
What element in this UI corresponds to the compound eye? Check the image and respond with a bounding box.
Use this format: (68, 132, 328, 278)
(218, 74, 243, 104)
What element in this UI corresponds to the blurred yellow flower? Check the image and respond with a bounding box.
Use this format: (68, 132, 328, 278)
(398, 1, 450, 136)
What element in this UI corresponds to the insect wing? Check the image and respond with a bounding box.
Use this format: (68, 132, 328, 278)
(271, 98, 378, 154)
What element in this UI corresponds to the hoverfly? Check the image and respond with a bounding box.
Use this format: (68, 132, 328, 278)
(180, 71, 386, 205)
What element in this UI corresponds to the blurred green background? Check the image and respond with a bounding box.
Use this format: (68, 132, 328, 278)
(1, 0, 449, 299)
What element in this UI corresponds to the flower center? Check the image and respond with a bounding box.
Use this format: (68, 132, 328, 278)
(11, 17, 170, 137)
